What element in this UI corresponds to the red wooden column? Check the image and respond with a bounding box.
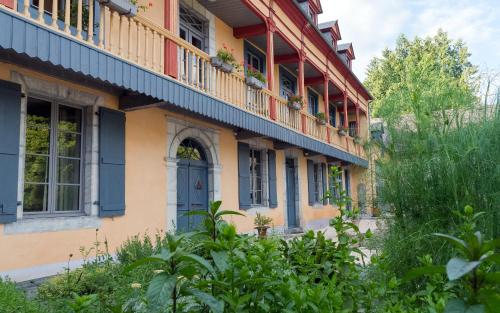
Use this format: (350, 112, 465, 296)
(164, 0, 178, 78)
(343, 90, 349, 151)
(267, 18, 277, 120)
(0, 0, 14, 9)
(343, 92, 348, 128)
(324, 75, 330, 142)
(299, 52, 307, 134)
(355, 105, 360, 136)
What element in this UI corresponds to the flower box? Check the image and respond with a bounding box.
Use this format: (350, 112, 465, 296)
(316, 118, 326, 125)
(338, 128, 347, 136)
(98, 0, 137, 17)
(245, 76, 266, 90)
(210, 57, 234, 73)
(287, 101, 302, 111)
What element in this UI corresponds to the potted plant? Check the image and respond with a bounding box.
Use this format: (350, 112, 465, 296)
(354, 135, 362, 144)
(338, 126, 348, 136)
(254, 213, 272, 238)
(211, 45, 238, 73)
(287, 95, 304, 111)
(98, 0, 139, 17)
(245, 66, 266, 89)
(315, 112, 326, 125)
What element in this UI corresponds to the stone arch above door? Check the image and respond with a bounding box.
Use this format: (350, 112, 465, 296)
(165, 117, 221, 231)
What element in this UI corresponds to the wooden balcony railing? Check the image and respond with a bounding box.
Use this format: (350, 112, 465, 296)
(4, 1, 366, 160)
(275, 97, 301, 131)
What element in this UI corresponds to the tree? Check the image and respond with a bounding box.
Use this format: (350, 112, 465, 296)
(365, 30, 478, 120)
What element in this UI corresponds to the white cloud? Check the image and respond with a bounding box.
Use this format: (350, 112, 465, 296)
(319, 0, 500, 81)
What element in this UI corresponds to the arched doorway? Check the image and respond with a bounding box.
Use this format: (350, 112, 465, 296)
(176, 138, 209, 232)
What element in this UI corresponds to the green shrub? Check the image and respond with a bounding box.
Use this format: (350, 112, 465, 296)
(378, 112, 500, 275)
(0, 278, 43, 313)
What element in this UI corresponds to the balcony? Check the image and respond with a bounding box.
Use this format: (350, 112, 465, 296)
(1, 0, 367, 161)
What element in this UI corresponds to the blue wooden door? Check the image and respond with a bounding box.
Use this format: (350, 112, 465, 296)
(177, 159, 208, 232)
(286, 158, 297, 228)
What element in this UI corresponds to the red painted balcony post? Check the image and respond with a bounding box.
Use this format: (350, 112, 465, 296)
(343, 92, 348, 128)
(270, 97, 277, 120)
(301, 113, 307, 134)
(355, 104, 360, 136)
(323, 74, 330, 143)
(164, 0, 178, 78)
(323, 74, 329, 122)
(267, 18, 276, 120)
(0, 0, 14, 9)
(298, 52, 305, 98)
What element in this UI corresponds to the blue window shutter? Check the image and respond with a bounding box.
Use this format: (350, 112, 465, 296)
(321, 163, 328, 205)
(99, 107, 126, 217)
(237, 142, 251, 209)
(0, 80, 21, 224)
(307, 159, 314, 206)
(268, 150, 278, 208)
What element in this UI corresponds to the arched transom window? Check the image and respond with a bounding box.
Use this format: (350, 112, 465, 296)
(177, 138, 207, 161)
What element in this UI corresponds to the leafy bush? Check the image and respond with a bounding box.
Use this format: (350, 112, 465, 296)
(378, 112, 500, 275)
(0, 278, 43, 313)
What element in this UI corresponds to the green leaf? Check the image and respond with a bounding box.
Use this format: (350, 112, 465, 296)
(124, 256, 165, 273)
(211, 250, 229, 272)
(146, 274, 177, 306)
(484, 272, 500, 283)
(214, 210, 245, 219)
(183, 210, 210, 217)
(403, 265, 446, 282)
(180, 253, 216, 276)
(445, 299, 466, 313)
(433, 233, 468, 254)
(185, 288, 224, 313)
(446, 258, 481, 281)
(481, 252, 500, 264)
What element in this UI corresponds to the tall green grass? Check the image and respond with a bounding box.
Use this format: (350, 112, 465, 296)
(378, 107, 500, 275)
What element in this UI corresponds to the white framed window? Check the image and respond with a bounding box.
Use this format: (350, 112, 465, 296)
(312, 163, 322, 203)
(249, 148, 263, 206)
(328, 165, 343, 204)
(23, 96, 84, 215)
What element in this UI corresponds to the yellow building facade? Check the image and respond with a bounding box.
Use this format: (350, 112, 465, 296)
(0, 0, 372, 280)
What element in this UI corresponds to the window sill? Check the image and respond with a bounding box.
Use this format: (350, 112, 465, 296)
(245, 206, 272, 214)
(4, 215, 102, 235)
(312, 203, 326, 209)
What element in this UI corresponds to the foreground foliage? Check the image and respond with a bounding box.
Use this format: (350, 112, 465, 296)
(2, 169, 498, 312)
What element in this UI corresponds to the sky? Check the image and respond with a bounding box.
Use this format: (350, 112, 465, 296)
(318, 0, 500, 82)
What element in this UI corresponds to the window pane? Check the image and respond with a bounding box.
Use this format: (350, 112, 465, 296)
(56, 185, 80, 211)
(26, 98, 51, 154)
(27, 98, 51, 128)
(23, 183, 49, 212)
(58, 105, 82, 133)
(57, 158, 80, 184)
(58, 132, 81, 157)
(26, 126, 51, 154)
(24, 155, 50, 183)
(255, 190, 262, 204)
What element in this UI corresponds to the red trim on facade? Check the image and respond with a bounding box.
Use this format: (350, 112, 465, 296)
(233, 23, 267, 39)
(0, 0, 14, 9)
(164, 0, 177, 78)
(274, 53, 299, 64)
(323, 76, 329, 122)
(274, 0, 372, 101)
(304, 76, 324, 86)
